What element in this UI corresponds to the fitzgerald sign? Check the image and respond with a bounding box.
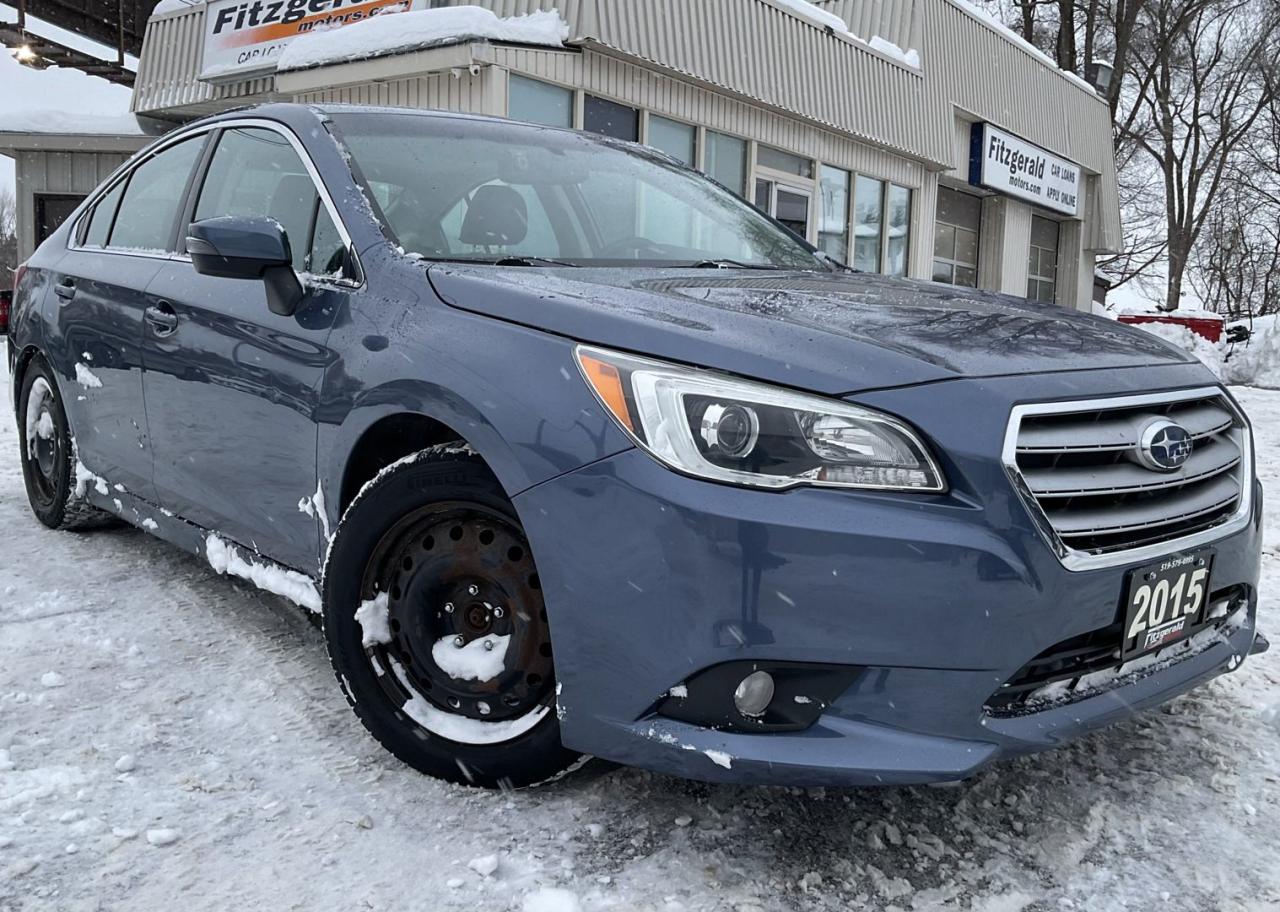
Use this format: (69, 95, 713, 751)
(200, 0, 425, 82)
(969, 123, 1081, 217)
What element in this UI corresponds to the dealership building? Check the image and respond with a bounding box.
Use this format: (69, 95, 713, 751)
(1, 0, 1121, 311)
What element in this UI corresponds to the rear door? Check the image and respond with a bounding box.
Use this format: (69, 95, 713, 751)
(141, 122, 352, 572)
(47, 134, 208, 500)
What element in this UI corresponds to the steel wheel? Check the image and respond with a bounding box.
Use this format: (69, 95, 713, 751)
(360, 502, 555, 743)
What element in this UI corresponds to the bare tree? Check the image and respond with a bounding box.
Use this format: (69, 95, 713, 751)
(1120, 0, 1280, 310)
(1190, 75, 1280, 316)
(0, 187, 18, 279)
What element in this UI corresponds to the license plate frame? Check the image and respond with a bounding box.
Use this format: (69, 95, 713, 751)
(1121, 550, 1214, 660)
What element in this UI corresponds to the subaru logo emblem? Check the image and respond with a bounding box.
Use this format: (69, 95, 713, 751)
(1137, 419, 1193, 472)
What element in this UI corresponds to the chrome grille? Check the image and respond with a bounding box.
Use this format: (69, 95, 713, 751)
(1004, 388, 1253, 569)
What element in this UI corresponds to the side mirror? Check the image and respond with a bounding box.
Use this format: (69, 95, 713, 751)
(187, 216, 303, 317)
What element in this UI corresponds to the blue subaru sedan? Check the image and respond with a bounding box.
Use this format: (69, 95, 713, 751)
(5, 104, 1266, 788)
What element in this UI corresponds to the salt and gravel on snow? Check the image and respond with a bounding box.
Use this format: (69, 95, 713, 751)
(0, 366, 1277, 912)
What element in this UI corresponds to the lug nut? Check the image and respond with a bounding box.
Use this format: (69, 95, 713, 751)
(483, 639, 495, 651)
(478, 701, 491, 716)
(467, 584, 480, 596)
(493, 606, 505, 619)
(444, 602, 454, 614)
(453, 636, 465, 648)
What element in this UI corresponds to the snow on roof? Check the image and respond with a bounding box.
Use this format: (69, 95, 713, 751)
(151, 0, 204, 16)
(769, 0, 850, 33)
(276, 6, 569, 73)
(0, 110, 145, 136)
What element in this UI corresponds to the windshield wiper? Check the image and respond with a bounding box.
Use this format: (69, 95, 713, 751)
(418, 255, 580, 268)
(688, 259, 781, 270)
(490, 255, 580, 268)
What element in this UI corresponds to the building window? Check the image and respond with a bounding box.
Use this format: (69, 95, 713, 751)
(933, 186, 981, 287)
(853, 175, 884, 272)
(885, 184, 911, 277)
(647, 115, 696, 166)
(704, 131, 747, 196)
(508, 75, 573, 128)
(818, 165, 850, 262)
(757, 144, 814, 178)
(1028, 215, 1060, 302)
(583, 95, 639, 142)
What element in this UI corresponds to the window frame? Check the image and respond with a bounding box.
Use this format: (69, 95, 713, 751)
(70, 118, 363, 288)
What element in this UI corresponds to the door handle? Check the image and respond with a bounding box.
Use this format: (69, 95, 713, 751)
(54, 279, 76, 300)
(145, 302, 179, 336)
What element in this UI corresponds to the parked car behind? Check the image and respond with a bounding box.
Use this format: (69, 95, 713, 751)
(5, 104, 1267, 788)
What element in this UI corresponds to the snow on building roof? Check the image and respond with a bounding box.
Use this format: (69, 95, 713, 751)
(276, 6, 570, 74)
(0, 110, 145, 136)
(769, 0, 851, 33)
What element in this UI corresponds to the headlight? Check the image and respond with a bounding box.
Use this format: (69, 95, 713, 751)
(575, 346, 945, 492)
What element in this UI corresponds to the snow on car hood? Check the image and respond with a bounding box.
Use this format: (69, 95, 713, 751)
(428, 266, 1199, 395)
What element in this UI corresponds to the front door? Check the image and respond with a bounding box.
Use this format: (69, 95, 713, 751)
(754, 179, 812, 240)
(140, 123, 351, 572)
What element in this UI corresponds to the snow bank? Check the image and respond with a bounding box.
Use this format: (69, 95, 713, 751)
(277, 6, 569, 73)
(1123, 314, 1280, 389)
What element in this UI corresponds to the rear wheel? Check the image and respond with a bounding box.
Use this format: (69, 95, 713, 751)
(16, 356, 115, 531)
(322, 446, 580, 788)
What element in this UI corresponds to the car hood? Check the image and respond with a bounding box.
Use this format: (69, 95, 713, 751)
(427, 265, 1198, 395)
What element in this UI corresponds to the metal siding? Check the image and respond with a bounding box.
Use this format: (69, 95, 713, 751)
(132, 6, 277, 117)
(296, 70, 489, 113)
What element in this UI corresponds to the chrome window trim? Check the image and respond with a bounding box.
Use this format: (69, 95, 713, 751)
(1001, 386, 1255, 572)
(70, 117, 365, 290)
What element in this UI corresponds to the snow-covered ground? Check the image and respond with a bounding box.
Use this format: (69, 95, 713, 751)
(1, 365, 1277, 912)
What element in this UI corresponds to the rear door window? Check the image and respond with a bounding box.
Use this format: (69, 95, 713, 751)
(108, 136, 205, 253)
(195, 127, 329, 273)
(83, 180, 126, 248)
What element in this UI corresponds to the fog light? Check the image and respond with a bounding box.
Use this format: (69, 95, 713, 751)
(733, 670, 775, 718)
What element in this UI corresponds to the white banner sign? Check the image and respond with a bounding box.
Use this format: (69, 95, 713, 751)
(200, 0, 425, 82)
(969, 123, 1081, 217)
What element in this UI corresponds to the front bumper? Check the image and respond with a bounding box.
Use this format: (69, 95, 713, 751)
(514, 372, 1264, 787)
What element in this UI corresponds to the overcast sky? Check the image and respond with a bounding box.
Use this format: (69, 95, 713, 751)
(0, 49, 135, 201)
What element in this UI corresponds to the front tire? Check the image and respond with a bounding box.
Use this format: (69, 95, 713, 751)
(16, 355, 115, 531)
(322, 446, 580, 788)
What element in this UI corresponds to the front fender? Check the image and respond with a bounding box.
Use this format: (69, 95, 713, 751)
(318, 300, 634, 536)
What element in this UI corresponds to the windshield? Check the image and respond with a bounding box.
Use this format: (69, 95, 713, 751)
(330, 111, 823, 269)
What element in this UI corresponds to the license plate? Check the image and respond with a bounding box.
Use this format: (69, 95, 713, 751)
(1121, 551, 1213, 659)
